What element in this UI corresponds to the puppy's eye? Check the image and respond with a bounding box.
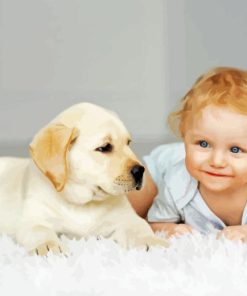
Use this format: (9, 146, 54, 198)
(95, 143, 113, 153)
(127, 139, 131, 145)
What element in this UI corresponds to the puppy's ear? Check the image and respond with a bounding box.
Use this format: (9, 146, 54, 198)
(29, 123, 79, 192)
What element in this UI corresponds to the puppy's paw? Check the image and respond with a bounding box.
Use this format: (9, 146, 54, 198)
(31, 241, 69, 256)
(131, 236, 170, 250)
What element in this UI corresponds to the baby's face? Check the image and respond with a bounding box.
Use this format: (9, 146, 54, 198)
(184, 105, 247, 194)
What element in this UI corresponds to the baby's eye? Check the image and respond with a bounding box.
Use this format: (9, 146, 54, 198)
(199, 140, 209, 148)
(230, 146, 242, 154)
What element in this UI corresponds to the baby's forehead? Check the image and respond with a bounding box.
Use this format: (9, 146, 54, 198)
(186, 106, 247, 140)
(188, 105, 246, 122)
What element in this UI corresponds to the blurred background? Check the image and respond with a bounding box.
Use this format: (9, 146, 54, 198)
(1, 0, 247, 158)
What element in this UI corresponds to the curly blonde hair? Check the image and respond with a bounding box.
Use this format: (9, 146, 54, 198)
(168, 67, 247, 138)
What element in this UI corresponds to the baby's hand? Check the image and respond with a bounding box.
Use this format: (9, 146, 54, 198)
(150, 222, 194, 237)
(172, 224, 194, 237)
(217, 225, 247, 242)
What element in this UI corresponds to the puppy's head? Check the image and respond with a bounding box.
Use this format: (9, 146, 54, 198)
(29, 103, 144, 204)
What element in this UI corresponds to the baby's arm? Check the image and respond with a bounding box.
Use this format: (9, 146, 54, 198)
(218, 225, 247, 242)
(128, 168, 193, 237)
(128, 168, 157, 218)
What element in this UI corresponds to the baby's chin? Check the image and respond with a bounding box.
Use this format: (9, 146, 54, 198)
(197, 177, 234, 193)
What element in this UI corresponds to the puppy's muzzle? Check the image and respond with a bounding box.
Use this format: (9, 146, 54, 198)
(131, 165, 145, 190)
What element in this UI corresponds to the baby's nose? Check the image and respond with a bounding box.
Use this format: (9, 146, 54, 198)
(210, 150, 227, 168)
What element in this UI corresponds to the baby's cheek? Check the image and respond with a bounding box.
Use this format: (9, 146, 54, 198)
(184, 155, 197, 178)
(185, 151, 206, 180)
(231, 160, 247, 182)
(185, 150, 200, 169)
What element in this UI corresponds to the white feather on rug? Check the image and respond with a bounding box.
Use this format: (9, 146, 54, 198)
(0, 232, 247, 296)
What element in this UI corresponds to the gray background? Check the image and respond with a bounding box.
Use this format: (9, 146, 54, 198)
(1, 0, 247, 158)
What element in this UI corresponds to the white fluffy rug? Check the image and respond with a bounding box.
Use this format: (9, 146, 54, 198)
(1, 232, 247, 296)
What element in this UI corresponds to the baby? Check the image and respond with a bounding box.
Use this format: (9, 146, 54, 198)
(128, 67, 247, 241)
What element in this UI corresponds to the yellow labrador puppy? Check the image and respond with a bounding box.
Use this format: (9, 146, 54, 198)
(0, 103, 168, 255)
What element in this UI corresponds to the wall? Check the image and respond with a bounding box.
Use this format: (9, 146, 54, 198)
(1, 0, 247, 157)
(0, 0, 168, 157)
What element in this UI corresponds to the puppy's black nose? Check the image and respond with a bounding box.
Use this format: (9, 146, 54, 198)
(131, 165, 145, 190)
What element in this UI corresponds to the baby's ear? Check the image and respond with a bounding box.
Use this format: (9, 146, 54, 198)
(29, 123, 79, 191)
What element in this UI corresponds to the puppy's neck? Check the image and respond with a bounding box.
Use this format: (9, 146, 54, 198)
(60, 181, 95, 205)
(61, 181, 112, 205)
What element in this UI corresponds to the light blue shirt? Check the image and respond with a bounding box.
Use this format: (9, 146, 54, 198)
(143, 142, 247, 234)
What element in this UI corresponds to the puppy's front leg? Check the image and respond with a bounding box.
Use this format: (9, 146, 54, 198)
(17, 225, 68, 256)
(108, 215, 170, 250)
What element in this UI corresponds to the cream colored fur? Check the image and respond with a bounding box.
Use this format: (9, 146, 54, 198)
(0, 103, 168, 255)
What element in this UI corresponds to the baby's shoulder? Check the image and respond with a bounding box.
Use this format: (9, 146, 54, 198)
(144, 142, 198, 208)
(143, 142, 188, 189)
(147, 142, 185, 171)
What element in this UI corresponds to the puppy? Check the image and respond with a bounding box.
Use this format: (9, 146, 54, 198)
(0, 103, 169, 255)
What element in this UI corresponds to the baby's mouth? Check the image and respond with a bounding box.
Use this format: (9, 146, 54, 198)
(204, 171, 233, 177)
